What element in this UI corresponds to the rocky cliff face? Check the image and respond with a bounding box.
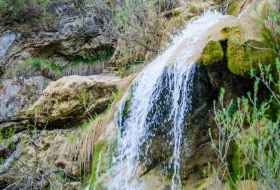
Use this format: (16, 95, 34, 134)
(0, 1, 113, 77)
(0, 0, 273, 189)
(0, 0, 115, 139)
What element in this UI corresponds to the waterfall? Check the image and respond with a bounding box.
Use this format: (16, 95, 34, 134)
(106, 11, 228, 190)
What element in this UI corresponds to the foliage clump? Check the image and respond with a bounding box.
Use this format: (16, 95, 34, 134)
(2, 51, 114, 81)
(210, 3, 280, 188)
(211, 57, 280, 189)
(2, 58, 63, 80)
(86, 0, 179, 53)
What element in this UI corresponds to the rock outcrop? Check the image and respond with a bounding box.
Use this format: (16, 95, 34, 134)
(0, 129, 86, 189)
(0, 77, 50, 132)
(0, 0, 275, 189)
(25, 75, 119, 128)
(0, 1, 113, 79)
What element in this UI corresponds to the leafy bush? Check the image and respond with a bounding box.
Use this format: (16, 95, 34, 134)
(211, 58, 280, 189)
(86, 0, 179, 53)
(210, 3, 280, 188)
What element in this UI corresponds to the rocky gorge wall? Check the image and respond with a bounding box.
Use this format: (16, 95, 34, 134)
(0, 0, 277, 189)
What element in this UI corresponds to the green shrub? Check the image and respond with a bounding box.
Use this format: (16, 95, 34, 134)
(69, 50, 114, 66)
(211, 58, 280, 189)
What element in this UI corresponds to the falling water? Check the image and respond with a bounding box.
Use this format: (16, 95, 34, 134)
(108, 11, 228, 190)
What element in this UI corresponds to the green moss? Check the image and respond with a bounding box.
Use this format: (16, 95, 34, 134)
(232, 142, 255, 182)
(227, 40, 275, 77)
(90, 140, 105, 187)
(232, 143, 242, 181)
(121, 86, 133, 117)
(194, 181, 203, 189)
(222, 27, 276, 77)
(201, 40, 224, 65)
(2, 57, 63, 80)
(89, 128, 117, 189)
(227, 0, 241, 16)
(221, 26, 243, 41)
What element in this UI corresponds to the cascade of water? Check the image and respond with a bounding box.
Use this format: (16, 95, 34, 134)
(107, 11, 228, 190)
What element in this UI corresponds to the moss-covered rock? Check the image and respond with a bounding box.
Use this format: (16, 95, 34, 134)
(222, 27, 276, 77)
(227, 0, 242, 16)
(200, 40, 224, 65)
(89, 123, 117, 189)
(24, 75, 119, 128)
(227, 0, 255, 17)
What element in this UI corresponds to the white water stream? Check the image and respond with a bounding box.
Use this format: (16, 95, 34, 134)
(106, 11, 229, 190)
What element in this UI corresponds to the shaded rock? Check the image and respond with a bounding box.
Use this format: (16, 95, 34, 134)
(25, 75, 119, 128)
(46, 1, 80, 20)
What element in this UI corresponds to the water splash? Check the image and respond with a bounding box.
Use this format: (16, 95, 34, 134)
(108, 11, 228, 190)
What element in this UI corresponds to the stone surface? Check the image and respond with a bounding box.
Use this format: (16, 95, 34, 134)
(25, 75, 120, 128)
(0, 77, 50, 132)
(0, 1, 112, 78)
(0, 129, 85, 188)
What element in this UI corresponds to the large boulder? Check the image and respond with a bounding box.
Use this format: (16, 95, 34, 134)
(25, 75, 119, 128)
(0, 73, 134, 189)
